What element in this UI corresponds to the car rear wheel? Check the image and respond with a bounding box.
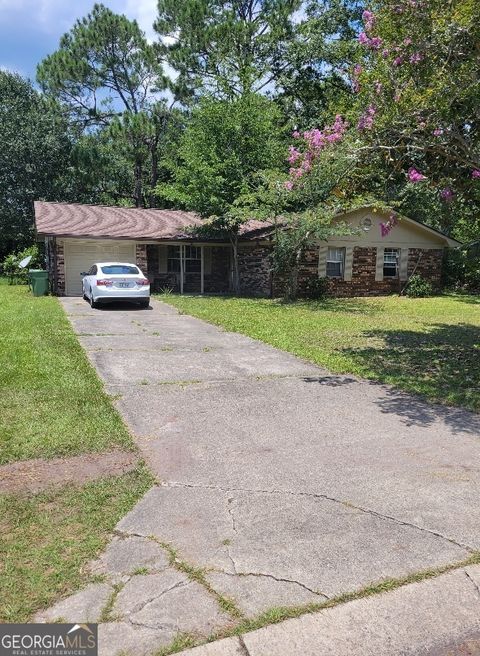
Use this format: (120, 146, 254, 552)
(140, 298, 150, 308)
(90, 290, 98, 309)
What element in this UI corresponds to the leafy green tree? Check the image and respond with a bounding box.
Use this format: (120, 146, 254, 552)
(158, 93, 287, 289)
(0, 71, 70, 260)
(276, 0, 363, 127)
(37, 3, 169, 206)
(155, 0, 301, 98)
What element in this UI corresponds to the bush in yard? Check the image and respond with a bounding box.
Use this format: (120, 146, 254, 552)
(464, 257, 480, 292)
(304, 277, 329, 300)
(443, 248, 480, 292)
(2, 245, 42, 284)
(405, 274, 433, 298)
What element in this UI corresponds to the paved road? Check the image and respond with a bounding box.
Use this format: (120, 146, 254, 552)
(46, 297, 480, 655)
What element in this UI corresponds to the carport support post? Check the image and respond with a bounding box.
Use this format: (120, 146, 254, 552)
(180, 243, 184, 294)
(200, 246, 204, 295)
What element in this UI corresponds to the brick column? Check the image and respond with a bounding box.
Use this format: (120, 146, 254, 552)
(135, 243, 148, 273)
(56, 241, 65, 296)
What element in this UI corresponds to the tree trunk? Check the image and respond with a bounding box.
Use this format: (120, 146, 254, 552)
(287, 245, 304, 301)
(230, 232, 240, 294)
(134, 158, 143, 208)
(149, 141, 159, 208)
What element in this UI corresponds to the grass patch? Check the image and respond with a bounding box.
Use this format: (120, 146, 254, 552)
(158, 294, 480, 411)
(0, 280, 134, 463)
(0, 464, 154, 622)
(159, 541, 243, 619)
(156, 551, 480, 655)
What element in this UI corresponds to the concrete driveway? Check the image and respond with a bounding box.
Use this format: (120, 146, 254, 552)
(50, 297, 480, 654)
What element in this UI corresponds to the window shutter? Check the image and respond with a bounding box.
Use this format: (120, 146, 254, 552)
(158, 245, 168, 273)
(375, 247, 384, 281)
(344, 246, 353, 281)
(203, 246, 212, 275)
(399, 248, 409, 281)
(318, 244, 328, 278)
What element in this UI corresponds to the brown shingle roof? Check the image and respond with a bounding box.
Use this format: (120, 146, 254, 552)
(34, 201, 271, 241)
(34, 201, 202, 240)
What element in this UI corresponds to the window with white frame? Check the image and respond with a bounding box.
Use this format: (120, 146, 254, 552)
(383, 248, 399, 278)
(326, 247, 345, 278)
(167, 245, 202, 274)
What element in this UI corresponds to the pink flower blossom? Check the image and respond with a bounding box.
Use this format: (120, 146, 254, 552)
(472, 169, 480, 179)
(440, 187, 454, 202)
(353, 64, 363, 77)
(292, 130, 300, 139)
(358, 31, 369, 45)
(375, 81, 383, 94)
(362, 10, 375, 31)
(358, 105, 376, 130)
(393, 56, 403, 67)
(284, 180, 294, 191)
(433, 128, 443, 136)
(410, 52, 423, 64)
(369, 36, 383, 50)
(287, 146, 301, 165)
(382, 48, 390, 58)
(408, 167, 427, 182)
(403, 37, 412, 46)
(362, 9, 374, 20)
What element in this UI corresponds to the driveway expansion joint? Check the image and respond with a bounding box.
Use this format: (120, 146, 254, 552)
(464, 569, 480, 599)
(238, 635, 252, 656)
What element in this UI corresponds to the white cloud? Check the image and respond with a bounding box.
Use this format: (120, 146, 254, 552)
(123, 0, 158, 41)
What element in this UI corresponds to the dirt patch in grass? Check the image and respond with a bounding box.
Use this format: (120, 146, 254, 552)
(0, 464, 154, 623)
(0, 450, 139, 495)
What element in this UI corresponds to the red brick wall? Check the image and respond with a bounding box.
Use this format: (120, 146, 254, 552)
(135, 243, 148, 273)
(408, 248, 443, 287)
(238, 244, 272, 296)
(54, 240, 65, 296)
(272, 245, 444, 298)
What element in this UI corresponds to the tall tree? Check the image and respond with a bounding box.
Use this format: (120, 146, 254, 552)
(0, 71, 70, 260)
(37, 3, 169, 207)
(276, 0, 363, 127)
(157, 93, 287, 289)
(155, 0, 301, 98)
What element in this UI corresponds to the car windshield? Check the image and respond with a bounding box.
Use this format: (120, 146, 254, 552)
(100, 265, 140, 275)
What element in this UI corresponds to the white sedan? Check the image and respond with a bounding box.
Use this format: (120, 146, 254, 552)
(81, 262, 150, 308)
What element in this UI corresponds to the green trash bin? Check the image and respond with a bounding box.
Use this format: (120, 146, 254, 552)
(29, 269, 49, 297)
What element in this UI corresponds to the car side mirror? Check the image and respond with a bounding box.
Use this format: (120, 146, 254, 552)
(80, 272, 88, 276)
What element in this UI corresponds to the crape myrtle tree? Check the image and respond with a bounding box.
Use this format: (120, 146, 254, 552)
(281, 0, 480, 244)
(0, 71, 70, 261)
(37, 3, 170, 207)
(157, 94, 287, 292)
(351, 0, 480, 240)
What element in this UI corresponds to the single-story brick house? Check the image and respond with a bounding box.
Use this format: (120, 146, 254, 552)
(34, 201, 460, 297)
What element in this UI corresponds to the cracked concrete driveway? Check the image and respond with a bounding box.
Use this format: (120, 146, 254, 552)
(44, 297, 480, 654)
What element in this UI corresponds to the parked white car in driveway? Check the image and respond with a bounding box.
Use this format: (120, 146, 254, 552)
(81, 262, 150, 308)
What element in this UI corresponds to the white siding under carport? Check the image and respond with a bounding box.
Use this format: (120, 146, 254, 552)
(64, 239, 136, 296)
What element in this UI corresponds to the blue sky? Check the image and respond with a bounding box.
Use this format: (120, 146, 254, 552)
(0, 0, 158, 81)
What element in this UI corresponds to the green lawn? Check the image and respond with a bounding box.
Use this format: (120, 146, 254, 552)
(159, 293, 480, 412)
(0, 279, 133, 464)
(0, 464, 154, 622)
(0, 279, 154, 621)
